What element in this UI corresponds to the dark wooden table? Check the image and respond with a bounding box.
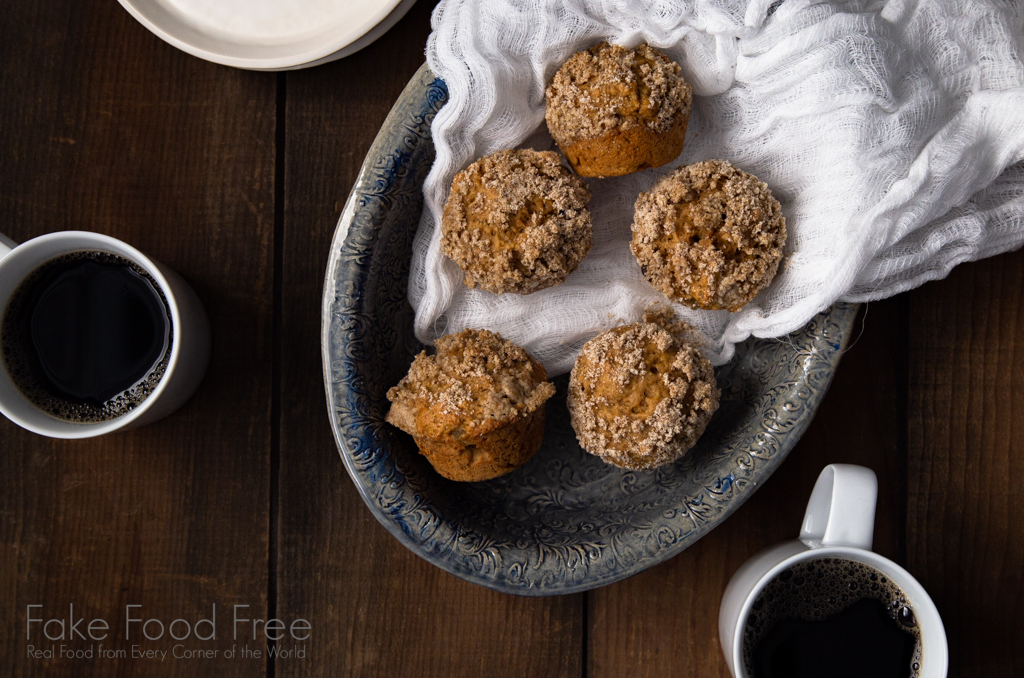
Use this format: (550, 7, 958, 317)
(2, 2, 1022, 676)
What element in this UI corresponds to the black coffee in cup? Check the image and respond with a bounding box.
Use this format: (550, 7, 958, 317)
(1, 251, 172, 423)
(743, 557, 922, 678)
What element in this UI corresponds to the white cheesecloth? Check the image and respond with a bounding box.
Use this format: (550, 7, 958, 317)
(410, 0, 1024, 375)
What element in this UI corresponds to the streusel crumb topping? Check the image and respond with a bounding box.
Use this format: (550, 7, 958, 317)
(386, 329, 556, 439)
(441, 148, 592, 294)
(545, 42, 692, 144)
(631, 159, 786, 311)
(567, 310, 719, 470)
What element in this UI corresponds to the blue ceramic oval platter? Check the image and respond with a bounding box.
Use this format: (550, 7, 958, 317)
(322, 64, 859, 596)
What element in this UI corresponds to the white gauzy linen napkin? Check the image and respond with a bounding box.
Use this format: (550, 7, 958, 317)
(409, 0, 1024, 375)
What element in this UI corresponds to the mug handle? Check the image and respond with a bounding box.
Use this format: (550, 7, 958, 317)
(0, 231, 17, 260)
(799, 464, 877, 550)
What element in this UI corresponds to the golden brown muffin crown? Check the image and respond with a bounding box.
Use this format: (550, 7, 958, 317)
(441, 148, 592, 294)
(567, 308, 719, 470)
(545, 42, 692, 177)
(631, 159, 787, 311)
(386, 328, 556, 482)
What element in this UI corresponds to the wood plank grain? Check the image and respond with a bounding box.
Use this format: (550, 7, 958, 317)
(908, 249, 1024, 677)
(0, 2, 276, 674)
(275, 2, 583, 676)
(588, 299, 909, 678)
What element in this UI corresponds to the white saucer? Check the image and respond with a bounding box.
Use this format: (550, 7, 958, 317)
(118, 0, 418, 71)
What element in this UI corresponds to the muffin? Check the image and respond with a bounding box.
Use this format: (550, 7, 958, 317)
(631, 160, 786, 311)
(545, 42, 692, 178)
(441, 148, 592, 295)
(567, 308, 719, 470)
(386, 328, 556, 482)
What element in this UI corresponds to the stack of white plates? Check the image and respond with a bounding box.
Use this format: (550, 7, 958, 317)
(118, 0, 418, 70)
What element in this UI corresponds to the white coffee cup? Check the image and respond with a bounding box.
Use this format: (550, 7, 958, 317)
(719, 464, 948, 677)
(0, 230, 210, 438)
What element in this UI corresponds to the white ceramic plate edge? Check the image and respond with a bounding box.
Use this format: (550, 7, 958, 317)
(117, 0, 408, 70)
(252, 0, 420, 72)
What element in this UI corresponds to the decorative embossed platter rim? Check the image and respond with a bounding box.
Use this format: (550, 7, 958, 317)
(322, 63, 860, 596)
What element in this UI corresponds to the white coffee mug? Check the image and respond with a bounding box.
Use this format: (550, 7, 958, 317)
(0, 231, 210, 438)
(719, 464, 948, 677)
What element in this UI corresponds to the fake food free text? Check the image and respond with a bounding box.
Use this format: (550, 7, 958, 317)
(26, 605, 312, 641)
